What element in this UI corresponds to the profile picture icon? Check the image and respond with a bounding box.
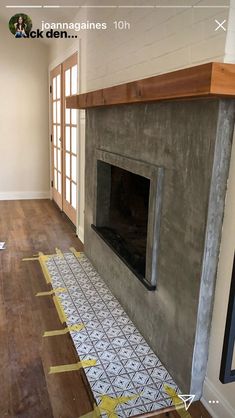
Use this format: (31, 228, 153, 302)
(9, 14, 32, 38)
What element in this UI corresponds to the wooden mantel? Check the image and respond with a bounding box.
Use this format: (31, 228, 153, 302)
(66, 62, 235, 109)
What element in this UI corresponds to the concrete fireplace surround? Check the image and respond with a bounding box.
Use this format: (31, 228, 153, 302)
(94, 150, 164, 290)
(67, 63, 235, 397)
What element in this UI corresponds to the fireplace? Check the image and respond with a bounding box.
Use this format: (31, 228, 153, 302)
(92, 150, 164, 291)
(93, 162, 150, 281)
(66, 64, 235, 396)
(83, 99, 235, 396)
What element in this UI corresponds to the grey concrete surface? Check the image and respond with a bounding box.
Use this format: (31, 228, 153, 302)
(84, 99, 235, 396)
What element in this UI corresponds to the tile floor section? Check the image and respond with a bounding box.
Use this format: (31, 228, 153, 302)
(46, 252, 180, 417)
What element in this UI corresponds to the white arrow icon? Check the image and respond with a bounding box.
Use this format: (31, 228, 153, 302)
(178, 394, 195, 411)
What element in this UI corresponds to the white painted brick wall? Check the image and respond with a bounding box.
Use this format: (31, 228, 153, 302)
(83, 0, 229, 90)
(49, 0, 230, 91)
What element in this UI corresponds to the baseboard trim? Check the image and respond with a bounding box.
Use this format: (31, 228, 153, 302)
(77, 225, 84, 244)
(202, 377, 235, 418)
(0, 191, 50, 200)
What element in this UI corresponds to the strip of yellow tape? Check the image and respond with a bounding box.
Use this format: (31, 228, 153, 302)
(78, 394, 141, 418)
(22, 252, 53, 284)
(99, 394, 139, 418)
(43, 323, 85, 337)
(70, 247, 81, 257)
(53, 295, 68, 324)
(56, 248, 64, 258)
(38, 252, 53, 284)
(22, 257, 39, 261)
(36, 287, 67, 297)
(164, 385, 193, 418)
(49, 359, 97, 374)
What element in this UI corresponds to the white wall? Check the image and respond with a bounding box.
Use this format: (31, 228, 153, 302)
(49, 0, 229, 91)
(85, 0, 229, 90)
(0, 20, 49, 200)
(224, 0, 235, 63)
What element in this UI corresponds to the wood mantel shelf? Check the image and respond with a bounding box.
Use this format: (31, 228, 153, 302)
(66, 62, 235, 109)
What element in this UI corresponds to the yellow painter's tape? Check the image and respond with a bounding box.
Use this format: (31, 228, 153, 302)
(23, 252, 54, 284)
(38, 253, 52, 284)
(49, 359, 97, 374)
(99, 394, 140, 418)
(164, 385, 192, 418)
(53, 295, 68, 323)
(43, 323, 85, 337)
(79, 394, 141, 418)
(56, 248, 64, 258)
(22, 252, 52, 284)
(36, 287, 67, 297)
(70, 247, 81, 257)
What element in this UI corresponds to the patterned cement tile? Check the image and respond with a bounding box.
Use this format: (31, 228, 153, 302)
(46, 252, 180, 417)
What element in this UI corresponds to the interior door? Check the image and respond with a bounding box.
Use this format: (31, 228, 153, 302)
(51, 65, 62, 209)
(50, 53, 78, 225)
(62, 54, 78, 225)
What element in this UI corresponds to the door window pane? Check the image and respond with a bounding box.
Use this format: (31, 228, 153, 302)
(53, 102, 57, 123)
(54, 169, 57, 190)
(57, 101, 61, 123)
(71, 127, 77, 154)
(71, 65, 77, 95)
(66, 152, 70, 178)
(53, 77, 56, 100)
(66, 109, 70, 124)
(71, 182, 76, 209)
(72, 155, 76, 182)
(58, 172, 61, 194)
(54, 147, 57, 169)
(56, 74, 61, 99)
(57, 126, 61, 148)
(57, 149, 61, 171)
(66, 178, 70, 202)
(65, 69, 70, 97)
(71, 109, 77, 125)
(66, 127, 70, 151)
(53, 125, 57, 145)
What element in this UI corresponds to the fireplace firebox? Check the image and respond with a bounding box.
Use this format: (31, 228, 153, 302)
(93, 163, 150, 279)
(92, 151, 164, 291)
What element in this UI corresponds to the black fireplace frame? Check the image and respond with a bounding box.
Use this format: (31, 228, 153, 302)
(92, 149, 164, 291)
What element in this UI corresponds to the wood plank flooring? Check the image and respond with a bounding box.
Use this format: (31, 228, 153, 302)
(0, 200, 211, 418)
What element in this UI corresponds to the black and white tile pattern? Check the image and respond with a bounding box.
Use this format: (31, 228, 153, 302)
(46, 252, 179, 417)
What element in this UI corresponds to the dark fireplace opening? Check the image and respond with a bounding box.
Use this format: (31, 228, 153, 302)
(93, 162, 150, 281)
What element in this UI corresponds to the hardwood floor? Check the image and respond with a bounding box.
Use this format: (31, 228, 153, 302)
(0, 200, 211, 418)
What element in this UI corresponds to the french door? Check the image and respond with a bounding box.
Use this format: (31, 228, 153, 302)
(50, 53, 78, 225)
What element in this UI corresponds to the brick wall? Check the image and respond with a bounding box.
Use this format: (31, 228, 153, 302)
(84, 1, 229, 90)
